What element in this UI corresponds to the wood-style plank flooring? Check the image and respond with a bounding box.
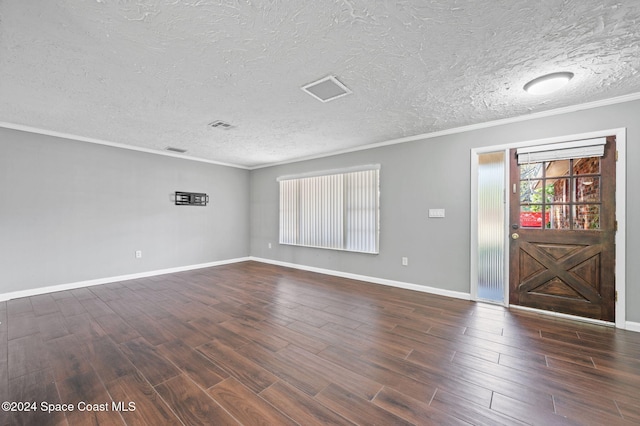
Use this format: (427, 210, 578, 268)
(1, 261, 639, 425)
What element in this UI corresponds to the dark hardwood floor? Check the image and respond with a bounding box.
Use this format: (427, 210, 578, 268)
(1, 261, 639, 425)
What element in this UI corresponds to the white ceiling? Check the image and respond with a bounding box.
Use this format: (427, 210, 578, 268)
(1, 1, 640, 169)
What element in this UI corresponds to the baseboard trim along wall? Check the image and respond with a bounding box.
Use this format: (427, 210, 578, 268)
(249, 257, 638, 333)
(0, 257, 251, 302)
(249, 256, 472, 301)
(626, 322, 640, 333)
(4, 257, 637, 333)
(0, 256, 469, 303)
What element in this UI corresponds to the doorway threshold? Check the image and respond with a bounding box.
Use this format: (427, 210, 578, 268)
(509, 304, 615, 328)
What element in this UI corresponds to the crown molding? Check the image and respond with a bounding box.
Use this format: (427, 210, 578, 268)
(250, 91, 640, 169)
(0, 122, 250, 170)
(3, 91, 640, 171)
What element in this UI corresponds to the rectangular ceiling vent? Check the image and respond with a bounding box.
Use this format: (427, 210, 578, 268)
(165, 146, 188, 153)
(208, 120, 234, 130)
(301, 75, 352, 103)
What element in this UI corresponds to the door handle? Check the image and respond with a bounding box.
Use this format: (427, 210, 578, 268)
(511, 233, 520, 240)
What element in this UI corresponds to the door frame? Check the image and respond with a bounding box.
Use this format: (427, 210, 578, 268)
(470, 127, 626, 328)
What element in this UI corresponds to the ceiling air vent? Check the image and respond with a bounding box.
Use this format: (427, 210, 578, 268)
(301, 75, 352, 103)
(165, 146, 188, 153)
(208, 120, 234, 130)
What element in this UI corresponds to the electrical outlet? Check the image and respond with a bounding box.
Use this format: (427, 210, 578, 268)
(135, 250, 142, 259)
(268, 243, 272, 249)
(402, 257, 409, 266)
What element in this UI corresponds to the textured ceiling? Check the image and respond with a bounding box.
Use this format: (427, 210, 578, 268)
(1, 1, 640, 168)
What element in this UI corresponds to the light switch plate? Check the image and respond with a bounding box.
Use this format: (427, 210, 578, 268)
(429, 208, 445, 218)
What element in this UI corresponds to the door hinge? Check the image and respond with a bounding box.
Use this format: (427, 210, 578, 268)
(615, 220, 618, 231)
(616, 150, 619, 161)
(615, 291, 618, 302)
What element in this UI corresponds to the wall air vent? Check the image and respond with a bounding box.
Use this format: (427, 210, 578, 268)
(208, 120, 234, 130)
(301, 75, 352, 103)
(165, 146, 188, 153)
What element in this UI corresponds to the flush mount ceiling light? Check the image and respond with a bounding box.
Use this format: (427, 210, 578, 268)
(524, 72, 574, 95)
(301, 75, 352, 103)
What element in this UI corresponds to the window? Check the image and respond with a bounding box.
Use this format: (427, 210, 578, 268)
(278, 165, 380, 254)
(517, 138, 606, 230)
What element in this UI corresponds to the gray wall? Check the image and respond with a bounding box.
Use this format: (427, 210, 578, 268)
(0, 127, 250, 294)
(1, 99, 637, 323)
(249, 99, 640, 323)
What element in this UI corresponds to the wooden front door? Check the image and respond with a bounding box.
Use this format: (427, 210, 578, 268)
(509, 137, 616, 321)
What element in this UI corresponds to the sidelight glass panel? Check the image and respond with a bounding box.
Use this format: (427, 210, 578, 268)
(477, 152, 505, 302)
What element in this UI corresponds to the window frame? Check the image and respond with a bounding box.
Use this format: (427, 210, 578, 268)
(277, 164, 380, 254)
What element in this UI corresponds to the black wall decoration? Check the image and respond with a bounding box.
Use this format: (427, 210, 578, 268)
(175, 191, 209, 206)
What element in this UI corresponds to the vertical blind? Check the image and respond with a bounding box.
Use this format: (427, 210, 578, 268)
(278, 165, 380, 254)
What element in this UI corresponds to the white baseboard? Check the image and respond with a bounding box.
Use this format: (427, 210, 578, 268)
(0, 257, 251, 302)
(625, 321, 640, 332)
(249, 256, 471, 301)
(250, 257, 640, 332)
(4, 256, 637, 333)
